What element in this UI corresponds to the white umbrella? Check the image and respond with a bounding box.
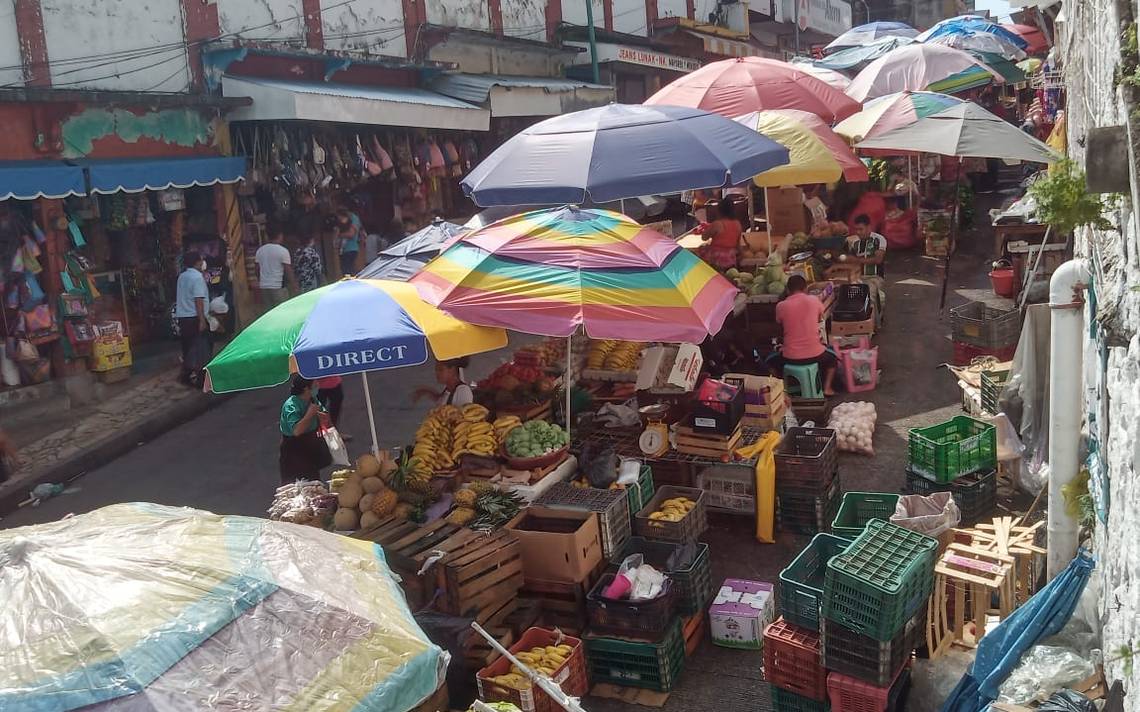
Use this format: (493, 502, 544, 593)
(924, 30, 1027, 61)
(790, 60, 854, 91)
(846, 43, 1005, 102)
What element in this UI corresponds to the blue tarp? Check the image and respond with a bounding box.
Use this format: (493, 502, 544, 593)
(75, 156, 247, 194)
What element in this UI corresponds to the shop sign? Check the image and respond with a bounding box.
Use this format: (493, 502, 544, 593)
(773, 0, 852, 37)
(299, 342, 429, 377)
(571, 42, 702, 73)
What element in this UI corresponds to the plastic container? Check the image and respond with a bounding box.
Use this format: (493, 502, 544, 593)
(584, 620, 685, 692)
(821, 606, 924, 687)
(840, 346, 879, 394)
(771, 684, 832, 712)
(989, 268, 1017, 298)
(776, 427, 839, 493)
(907, 416, 996, 483)
(697, 464, 756, 514)
(626, 463, 656, 515)
(633, 485, 708, 543)
(764, 617, 828, 702)
(534, 483, 631, 560)
(609, 537, 713, 616)
(587, 574, 677, 639)
(477, 628, 588, 712)
(826, 665, 910, 712)
(952, 340, 1018, 366)
(832, 284, 872, 322)
(905, 468, 997, 526)
(949, 301, 1020, 349)
(831, 493, 901, 540)
(980, 369, 1010, 416)
(779, 473, 841, 535)
(822, 520, 938, 641)
(779, 533, 851, 631)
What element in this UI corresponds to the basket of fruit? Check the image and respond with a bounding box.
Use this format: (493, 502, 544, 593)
(502, 419, 571, 470)
(633, 486, 707, 543)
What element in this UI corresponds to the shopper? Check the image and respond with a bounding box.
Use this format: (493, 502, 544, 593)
(278, 375, 331, 484)
(174, 250, 209, 387)
(770, 275, 838, 396)
(413, 358, 474, 407)
(700, 198, 742, 269)
(256, 229, 296, 309)
(294, 232, 324, 293)
(336, 208, 362, 277)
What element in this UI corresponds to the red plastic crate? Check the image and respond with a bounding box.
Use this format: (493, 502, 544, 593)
(477, 628, 588, 712)
(827, 663, 909, 712)
(763, 617, 827, 702)
(951, 340, 1017, 366)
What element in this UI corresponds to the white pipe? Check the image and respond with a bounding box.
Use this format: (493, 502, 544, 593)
(1046, 258, 1090, 580)
(361, 371, 380, 456)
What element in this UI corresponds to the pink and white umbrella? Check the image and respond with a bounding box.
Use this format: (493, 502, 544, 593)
(846, 44, 1005, 103)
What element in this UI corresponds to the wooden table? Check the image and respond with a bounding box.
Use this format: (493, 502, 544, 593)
(992, 222, 1049, 259)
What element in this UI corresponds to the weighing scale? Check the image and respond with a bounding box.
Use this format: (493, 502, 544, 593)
(638, 403, 671, 457)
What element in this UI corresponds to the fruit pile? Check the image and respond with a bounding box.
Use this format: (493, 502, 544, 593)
(811, 220, 850, 239)
(479, 362, 558, 409)
(481, 362, 545, 391)
(513, 339, 565, 368)
(446, 481, 524, 530)
(504, 420, 569, 459)
(331, 452, 438, 531)
(585, 340, 642, 371)
(487, 643, 575, 690)
(413, 404, 497, 474)
(647, 496, 696, 522)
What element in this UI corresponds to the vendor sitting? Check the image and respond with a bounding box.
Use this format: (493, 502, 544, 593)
(700, 199, 742, 270)
(847, 214, 886, 326)
(770, 275, 838, 396)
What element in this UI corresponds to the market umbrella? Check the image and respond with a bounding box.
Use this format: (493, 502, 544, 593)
(461, 104, 790, 206)
(923, 28, 1027, 61)
(825, 21, 918, 53)
(791, 61, 854, 91)
(834, 90, 964, 143)
(815, 36, 915, 72)
(411, 206, 738, 342)
(1002, 23, 1050, 54)
(645, 57, 862, 123)
(1017, 57, 1044, 75)
(204, 278, 508, 453)
(357, 218, 467, 281)
(941, 551, 1095, 712)
(916, 15, 1029, 49)
(926, 51, 1027, 94)
(846, 43, 1005, 102)
(0, 503, 446, 712)
(733, 109, 869, 185)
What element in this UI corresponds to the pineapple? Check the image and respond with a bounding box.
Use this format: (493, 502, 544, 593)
(393, 502, 415, 520)
(469, 480, 497, 497)
(371, 486, 398, 517)
(454, 489, 477, 508)
(446, 506, 476, 526)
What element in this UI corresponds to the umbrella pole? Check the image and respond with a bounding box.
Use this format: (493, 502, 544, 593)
(566, 334, 573, 437)
(360, 371, 380, 455)
(939, 158, 963, 311)
(470, 622, 587, 712)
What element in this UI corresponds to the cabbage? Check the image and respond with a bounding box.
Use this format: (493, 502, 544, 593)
(767, 280, 786, 295)
(765, 265, 785, 283)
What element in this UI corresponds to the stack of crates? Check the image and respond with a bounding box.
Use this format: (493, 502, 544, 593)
(949, 302, 1021, 365)
(819, 520, 937, 711)
(906, 416, 998, 525)
(776, 428, 841, 535)
(764, 618, 829, 712)
(534, 484, 631, 561)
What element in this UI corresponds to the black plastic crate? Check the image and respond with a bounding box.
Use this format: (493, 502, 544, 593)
(776, 427, 839, 493)
(609, 537, 713, 616)
(832, 283, 872, 322)
(949, 301, 1020, 349)
(905, 468, 997, 526)
(778, 474, 841, 535)
(587, 574, 677, 639)
(821, 606, 925, 687)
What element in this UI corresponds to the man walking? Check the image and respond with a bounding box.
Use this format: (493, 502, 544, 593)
(255, 228, 296, 310)
(175, 251, 209, 387)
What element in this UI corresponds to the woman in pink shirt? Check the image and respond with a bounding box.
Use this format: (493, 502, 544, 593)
(772, 275, 838, 396)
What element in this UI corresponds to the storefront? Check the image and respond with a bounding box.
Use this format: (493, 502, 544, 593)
(565, 41, 703, 102)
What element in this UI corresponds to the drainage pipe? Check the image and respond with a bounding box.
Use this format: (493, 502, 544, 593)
(1047, 258, 1091, 580)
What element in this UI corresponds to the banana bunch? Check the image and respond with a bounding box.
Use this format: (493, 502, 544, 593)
(413, 413, 455, 473)
(489, 644, 574, 690)
(585, 339, 619, 369)
(462, 403, 490, 423)
(452, 420, 496, 458)
(493, 415, 522, 443)
(433, 404, 463, 424)
(603, 341, 641, 370)
(648, 496, 696, 522)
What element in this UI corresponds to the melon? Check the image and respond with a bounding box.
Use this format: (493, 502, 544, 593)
(359, 493, 376, 513)
(356, 453, 381, 479)
(360, 511, 381, 530)
(333, 508, 360, 531)
(361, 477, 384, 494)
(338, 479, 364, 508)
(725, 268, 741, 279)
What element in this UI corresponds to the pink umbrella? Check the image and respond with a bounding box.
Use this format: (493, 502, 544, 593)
(646, 57, 862, 123)
(1001, 23, 1050, 54)
(846, 44, 1005, 102)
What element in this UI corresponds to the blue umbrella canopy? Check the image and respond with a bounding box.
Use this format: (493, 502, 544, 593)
(815, 36, 916, 71)
(460, 104, 790, 206)
(917, 16, 1029, 49)
(357, 219, 466, 281)
(825, 21, 918, 53)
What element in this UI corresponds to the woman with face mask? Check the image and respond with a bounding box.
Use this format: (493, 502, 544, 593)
(279, 375, 331, 484)
(174, 250, 210, 387)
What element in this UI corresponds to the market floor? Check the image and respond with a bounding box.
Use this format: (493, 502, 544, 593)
(0, 213, 1003, 711)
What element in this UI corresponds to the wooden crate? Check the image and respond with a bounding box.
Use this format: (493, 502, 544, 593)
(352, 517, 465, 608)
(674, 424, 743, 460)
(518, 563, 605, 635)
(437, 529, 525, 621)
(496, 400, 553, 422)
(463, 596, 520, 668)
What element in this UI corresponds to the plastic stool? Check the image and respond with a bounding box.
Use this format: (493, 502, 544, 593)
(784, 363, 824, 399)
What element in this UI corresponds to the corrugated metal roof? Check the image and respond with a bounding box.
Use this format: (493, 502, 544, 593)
(228, 76, 483, 110)
(430, 74, 612, 105)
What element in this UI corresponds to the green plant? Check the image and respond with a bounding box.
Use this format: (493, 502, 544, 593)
(868, 159, 891, 191)
(1027, 160, 1114, 235)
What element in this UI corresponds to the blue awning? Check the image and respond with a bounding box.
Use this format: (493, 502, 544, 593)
(74, 156, 247, 195)
(0, 161, 86, 200)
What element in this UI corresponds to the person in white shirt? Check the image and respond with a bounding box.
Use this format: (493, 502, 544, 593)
(255, 229, 296, 310)
(174, 251, 209, 386)
(413, 358, 474, 407)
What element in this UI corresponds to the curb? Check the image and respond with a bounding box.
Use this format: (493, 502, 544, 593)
(0, 390, 235, 515)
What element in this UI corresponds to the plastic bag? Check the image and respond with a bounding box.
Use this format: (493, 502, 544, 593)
(841, 346, 879, 393)
(991, 412, 1026, 462)
(827, 401, 878, 455)
(579, 441, 618, 488)
(890, 492, 960, 538)
(321, 427, 352, 467)
(1036, 690, 1097, 712)
(997, 645, 1095, 704)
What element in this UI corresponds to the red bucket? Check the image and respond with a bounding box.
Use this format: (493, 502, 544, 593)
(989, 268, 1017, 298)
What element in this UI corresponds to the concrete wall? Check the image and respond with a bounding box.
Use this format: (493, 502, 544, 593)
(658, 0, 689, 18)
(217, 0, 305, 43)
(0, 2, 24, 88)
(322, 0, 406, 56)
(428, 0, 492, 33)
(1062, 0, 1140, 703)
(501, 0, 549, 41)
(40, 0, 190, 91)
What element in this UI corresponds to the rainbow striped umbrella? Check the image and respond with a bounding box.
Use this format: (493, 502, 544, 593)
(412, 206, 738, 342)
(835, 90, 964, 144)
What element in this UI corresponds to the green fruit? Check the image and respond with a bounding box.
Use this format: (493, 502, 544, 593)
(725, 268, 740, 279)
(767, 280, 786, 295)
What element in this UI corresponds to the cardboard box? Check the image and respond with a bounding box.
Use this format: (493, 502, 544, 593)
(709, 579, 775, 650)
(92, 337, 133, 372)
(722, 374, 784, 409)
(636, 343, 703, 392)
(765, 187, 806, 237)
(506, 507, 603, 583)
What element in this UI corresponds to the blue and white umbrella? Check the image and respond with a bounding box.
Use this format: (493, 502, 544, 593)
(460, 104, 790, 207)
(923, 27, 1027, 61)
(917, 15, 1029, 49)
(825, 21, 919, 53)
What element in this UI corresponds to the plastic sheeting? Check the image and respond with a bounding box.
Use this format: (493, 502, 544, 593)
(0, 503, 446, 711)
(1000, 303, 1052, 493)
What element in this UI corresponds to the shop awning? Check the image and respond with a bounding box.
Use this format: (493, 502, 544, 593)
(685, 31, 764, 59)
(430, 73, 613, 117)
(73, 156, 247, 194)
(221, 75, 490, 131)
(0, 161, 85, 200)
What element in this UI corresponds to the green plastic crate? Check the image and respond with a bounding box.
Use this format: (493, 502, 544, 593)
(584, 620, 685, 692)
(778, 533, 850, 631)
(822, 519, 939, 641)
(831, 493, 901, 539)
(907, 416, 996, 483)
(626, 464, 656, 515)
(770, 685, 831, 712)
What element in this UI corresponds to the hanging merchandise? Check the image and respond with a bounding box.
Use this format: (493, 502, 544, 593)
(21, 303, 55, 335)
(31, 222, 45, 244)
(108, 196, 129, 231)
(22, 272, 44, 309)
(67, 218, 87, 247)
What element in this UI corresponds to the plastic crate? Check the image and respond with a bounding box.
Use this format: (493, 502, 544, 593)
(776, 428, 839, 492)
(535, 483, 631, 560)
(779, 534, 851, 631)
(627, 463, 656, 514)
(832, 284, 872, 323)
(952, 340, 1017, 367)
(771, 685, 831, 712)
(697, 464, 755, 514)
(609, 537, 713, 616)
(905, 468, 997, 526)
(778, 473, 841, 535)
(764, 617, 827, 702)
(907, 416, 996, 483)
(831, 493, 901, 540)
(584, 620, 685, 692)
(587, 574, 677, 639)
(822, 520, 938, 641)
(821, 606, 924, 687)
(477, 628, 588, 712)
(827, 665, 910, 712)
(980, 369, 1010, 415)
(949, 301, 1020, 349)
(633, 485, 708, 543)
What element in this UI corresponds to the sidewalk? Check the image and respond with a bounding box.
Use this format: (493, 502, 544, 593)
(0, 367, 227, 513)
